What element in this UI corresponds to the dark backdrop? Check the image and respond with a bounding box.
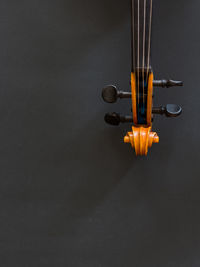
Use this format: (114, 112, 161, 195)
(0, 0, 199, 266)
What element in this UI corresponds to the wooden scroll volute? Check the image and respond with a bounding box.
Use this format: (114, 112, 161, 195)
(124, 126, 159, 156)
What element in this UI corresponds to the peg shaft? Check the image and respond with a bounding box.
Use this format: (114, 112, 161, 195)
(152, 104, 182, 117)
(104, 113, 133, 126)
(153, 80, 183, 88)
(102, 85, 131, 103)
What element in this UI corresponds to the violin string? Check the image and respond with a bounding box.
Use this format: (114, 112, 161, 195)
(142, 0, 146, 105)
(137, 0, 140, 107)
(147, 0, 152, 80)
(132, 0, 135, 71)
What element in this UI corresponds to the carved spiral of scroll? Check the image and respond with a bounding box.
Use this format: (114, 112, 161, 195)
(124, 126, 159, 156)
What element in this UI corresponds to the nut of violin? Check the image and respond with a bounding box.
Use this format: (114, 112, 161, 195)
(124, 126, 159, 156)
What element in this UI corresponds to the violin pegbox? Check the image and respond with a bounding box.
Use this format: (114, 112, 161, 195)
(123, 71, 159, 155)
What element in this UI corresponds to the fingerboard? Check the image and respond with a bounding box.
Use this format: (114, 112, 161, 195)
(131, 0, 153, 72)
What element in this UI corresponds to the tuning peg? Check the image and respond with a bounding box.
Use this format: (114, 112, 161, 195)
(104, 113, 133, 126)
(153, 79, 183, 88)
(102, 85, 131, 103)
(153, 104, 182, 117)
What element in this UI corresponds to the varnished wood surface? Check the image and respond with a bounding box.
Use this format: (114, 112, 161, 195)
(124, 126, 159, 155)
(146, 72, 153, 126)
(131, 72, 138, 124)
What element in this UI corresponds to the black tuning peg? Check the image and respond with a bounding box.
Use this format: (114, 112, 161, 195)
(153, 79, 183, 88)
(102, 85, 131, 103)
(153, 104, 182, 117)
(104, 113, 133, 126)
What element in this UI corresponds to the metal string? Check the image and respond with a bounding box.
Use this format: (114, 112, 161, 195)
(132, 0, 135, 71)
(137, 0, 140, 106)
(142, 0, 146, 105)
(147, 0, 152, 80)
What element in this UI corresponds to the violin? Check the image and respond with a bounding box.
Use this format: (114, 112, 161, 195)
(102, 0, 183, 156)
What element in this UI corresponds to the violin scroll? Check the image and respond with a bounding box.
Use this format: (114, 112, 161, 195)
(124, 126, 159, 156)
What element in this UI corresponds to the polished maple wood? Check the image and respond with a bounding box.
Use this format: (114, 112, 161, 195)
(124, 126, 159, 156)
(131, 72, 137, 125)
(146, 72, 153, 125)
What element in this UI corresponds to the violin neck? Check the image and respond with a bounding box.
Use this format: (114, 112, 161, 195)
(131, 0, 153, 73)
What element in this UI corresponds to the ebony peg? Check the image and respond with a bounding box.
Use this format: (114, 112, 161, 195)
(104, 113, 133, 126)
(153, 80, 183, 88)
(153, 104, 182, 117)
(102, 85, 131, 103)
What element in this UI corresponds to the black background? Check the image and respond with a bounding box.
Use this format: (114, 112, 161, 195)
(0, 0, 199, 266)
